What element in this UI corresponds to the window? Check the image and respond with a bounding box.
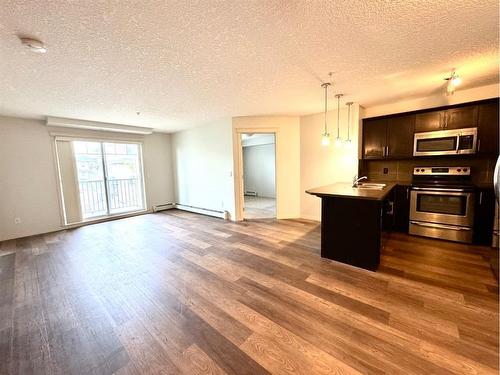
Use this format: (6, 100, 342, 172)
(56, 139, 146, 223)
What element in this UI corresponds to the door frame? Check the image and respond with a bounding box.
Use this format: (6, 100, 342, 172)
(53, 136, 148, 224)
(233, 128, 278, 221)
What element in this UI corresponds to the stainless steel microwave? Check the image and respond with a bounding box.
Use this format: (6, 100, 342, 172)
(413, 127, 477, 156)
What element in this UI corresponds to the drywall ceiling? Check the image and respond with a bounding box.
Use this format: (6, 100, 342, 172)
(0, 1, 498, 132)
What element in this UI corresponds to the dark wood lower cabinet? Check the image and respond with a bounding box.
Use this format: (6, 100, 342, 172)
(321, 196, 382, 270)
(473, 187, 495, 245)
(393, 185, 411, 232)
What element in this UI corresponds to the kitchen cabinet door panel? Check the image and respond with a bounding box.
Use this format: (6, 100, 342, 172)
(393, 185, 411, 232)
(386, 115, 415, 158)
(363, 119, 387, 159)
(415, 111, 443, 132)
(445, 106, 478, 129)
(477, 102, 499, 155)
(473, 188, 495, 245)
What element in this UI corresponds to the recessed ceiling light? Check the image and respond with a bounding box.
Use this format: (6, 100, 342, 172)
(19, 37, 47, 53)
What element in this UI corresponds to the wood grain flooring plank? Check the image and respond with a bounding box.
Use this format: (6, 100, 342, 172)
(1, 210, 497, 374)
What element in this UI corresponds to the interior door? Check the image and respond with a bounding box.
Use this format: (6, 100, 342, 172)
(363, 118, 387, 159)
(386, 114, 415, 158)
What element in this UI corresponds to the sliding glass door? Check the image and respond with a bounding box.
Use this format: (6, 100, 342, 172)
(102, 142, 144, 215)
(73, 141, 145, 219)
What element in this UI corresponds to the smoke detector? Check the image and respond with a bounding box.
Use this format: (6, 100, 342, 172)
(19, 37, 47, 53)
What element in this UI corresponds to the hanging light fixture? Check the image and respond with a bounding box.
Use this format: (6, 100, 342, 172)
(320, 80, 332, 146)
(444, 69, 461, 96)
(334, 94, 344, 147)
(344, 102, 354, 148)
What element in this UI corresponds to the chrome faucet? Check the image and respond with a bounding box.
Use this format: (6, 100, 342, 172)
(352, 175, 368, 187)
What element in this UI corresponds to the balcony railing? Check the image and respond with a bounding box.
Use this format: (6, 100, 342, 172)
(79, 178, 142, 218)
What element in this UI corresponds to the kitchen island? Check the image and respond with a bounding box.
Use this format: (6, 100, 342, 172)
(306, 182, 397, 271)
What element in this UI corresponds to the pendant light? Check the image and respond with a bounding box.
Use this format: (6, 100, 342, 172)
(320, 81, 331, 146)
(344, 102, 354, 148)
(334, 94, 344, 147)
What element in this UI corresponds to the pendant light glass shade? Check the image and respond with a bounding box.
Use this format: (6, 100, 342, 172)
(321, 81, 331, 146)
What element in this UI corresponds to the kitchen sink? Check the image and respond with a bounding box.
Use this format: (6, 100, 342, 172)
(354, 183, 386, 190)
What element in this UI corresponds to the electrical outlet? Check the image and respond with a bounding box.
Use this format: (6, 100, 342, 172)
(14, 217, 21, 224)
(383, 168, 389, 174)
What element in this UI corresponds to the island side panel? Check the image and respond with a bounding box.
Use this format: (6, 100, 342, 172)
(320, 196, 382, 270)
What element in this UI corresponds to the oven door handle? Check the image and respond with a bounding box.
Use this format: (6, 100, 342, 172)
(411, 186, 468, 192)
(410, 221, 472, 231)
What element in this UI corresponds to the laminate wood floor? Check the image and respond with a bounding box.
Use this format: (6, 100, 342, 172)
(0, 210, 498, 374)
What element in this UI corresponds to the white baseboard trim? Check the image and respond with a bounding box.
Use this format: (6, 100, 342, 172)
(175, 204, 229, 220)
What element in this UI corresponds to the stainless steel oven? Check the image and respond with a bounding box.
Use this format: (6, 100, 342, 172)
(413, 127, 477, 156)
(409, 167, 475, 243)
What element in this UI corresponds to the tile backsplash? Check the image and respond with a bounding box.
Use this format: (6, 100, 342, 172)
(360, 156, 497, 185)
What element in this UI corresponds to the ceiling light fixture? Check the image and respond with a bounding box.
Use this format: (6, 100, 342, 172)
(334, 94, 344, 147)
(19, 37, 47, 53)
(320, 78, 332, 146)
(444, 69, 461, 96)
(344, 102, 354, 148)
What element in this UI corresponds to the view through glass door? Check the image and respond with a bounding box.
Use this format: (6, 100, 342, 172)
(73, 141, 145, 219)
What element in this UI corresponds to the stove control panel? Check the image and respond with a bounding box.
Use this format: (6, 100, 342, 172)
(413, 167, 471, 176)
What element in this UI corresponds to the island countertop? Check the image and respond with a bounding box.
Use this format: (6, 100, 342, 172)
(306, 182, 397, 201)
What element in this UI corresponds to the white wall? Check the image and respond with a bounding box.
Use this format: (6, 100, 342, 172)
(0, 116, 175, 241)
(300, 104, 361, 221)
(363, 83, 499, 118)
(171, 118, 236, 218)
(0, 117, 63, 241)
(233, 116, 301, 219)
(142, 132, 176, 208)
(243, 142, 276, 198)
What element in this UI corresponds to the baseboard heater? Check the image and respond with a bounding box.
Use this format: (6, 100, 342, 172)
(244, 191, 258, 197)
(175, 204, 229, 220)
(152, 203, 175, 212)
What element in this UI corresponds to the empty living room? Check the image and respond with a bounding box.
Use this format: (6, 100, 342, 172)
(1, 1, 499, 374)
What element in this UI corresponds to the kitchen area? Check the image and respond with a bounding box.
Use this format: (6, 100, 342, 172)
(307, 98, 499, 278)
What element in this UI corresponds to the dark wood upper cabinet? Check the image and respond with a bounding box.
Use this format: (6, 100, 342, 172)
(363, 98, 498, 160)
(444, 105, 478, 129)
(386, 115, 415, 158)
(477, 101, 499, 155)
(414, 111, 443, 132)
(363, 118, 386, 159)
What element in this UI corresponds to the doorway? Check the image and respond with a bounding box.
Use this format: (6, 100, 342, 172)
(55, 138, 146, 225)
(241, 133, 276, 219)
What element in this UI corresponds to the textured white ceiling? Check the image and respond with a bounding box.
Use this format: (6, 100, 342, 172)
(0, 0, 498, 132)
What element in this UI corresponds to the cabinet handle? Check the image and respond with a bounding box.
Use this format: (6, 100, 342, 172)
(406, 187, 410, 199)
(386, 146, 389, 157)
(477, 139, 481, 152)
(479, 191, 483, 204)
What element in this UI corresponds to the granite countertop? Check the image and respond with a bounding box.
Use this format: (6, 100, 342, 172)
(306, 182, 397, 201)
